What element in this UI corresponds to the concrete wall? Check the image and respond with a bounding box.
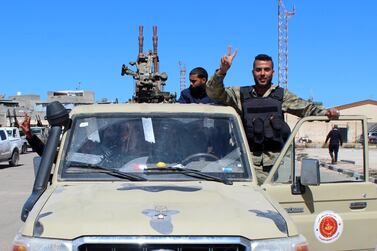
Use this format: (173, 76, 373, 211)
(286, 115, 363, 144)
(47, 90, 95, 104)
(9, 95, 40, 108)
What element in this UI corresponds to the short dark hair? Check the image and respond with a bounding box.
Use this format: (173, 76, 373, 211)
(253, 54, 274, 69)
(189, 67, 208, 80)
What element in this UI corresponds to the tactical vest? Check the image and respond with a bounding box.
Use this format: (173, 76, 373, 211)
(240, 86, 291, 152)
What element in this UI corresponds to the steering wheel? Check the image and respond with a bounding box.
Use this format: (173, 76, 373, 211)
(181, 152, 219, 166)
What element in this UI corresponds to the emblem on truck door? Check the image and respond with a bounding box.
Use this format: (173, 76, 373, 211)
(314, 210, 343, 243)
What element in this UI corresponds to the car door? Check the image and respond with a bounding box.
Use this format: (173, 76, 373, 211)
(262, 116, 377, 251)
(0, 129, 11, 159)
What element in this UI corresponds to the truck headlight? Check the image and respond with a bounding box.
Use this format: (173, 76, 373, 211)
(12, 234, 72, 251)
(251, 235, 308, 251)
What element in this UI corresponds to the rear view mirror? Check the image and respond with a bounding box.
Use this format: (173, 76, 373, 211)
(301, 158, 320, 186)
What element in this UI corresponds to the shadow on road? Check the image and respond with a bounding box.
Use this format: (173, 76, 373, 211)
(0, 163, 24, 170)
(0, 151, 34, 169)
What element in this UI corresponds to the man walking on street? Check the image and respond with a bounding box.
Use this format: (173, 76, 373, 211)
(206, 46, 340, 183)
(325, 125, 343, 164)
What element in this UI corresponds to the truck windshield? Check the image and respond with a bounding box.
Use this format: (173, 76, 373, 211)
(61, 114, 251, 181)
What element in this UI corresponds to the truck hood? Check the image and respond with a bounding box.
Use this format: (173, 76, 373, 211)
(32, 182, 290, 240)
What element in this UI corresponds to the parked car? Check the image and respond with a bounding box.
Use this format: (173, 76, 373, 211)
(17, 129, 29, 154)
(368, 131, 377, 144)
(4, 127, 28, 154)
(30, 126, 48, 145)
(297, 135, 312, 143)
(0, 127, 21, 166)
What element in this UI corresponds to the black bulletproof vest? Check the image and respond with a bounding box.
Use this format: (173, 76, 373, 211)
(240, 86, 291, 152)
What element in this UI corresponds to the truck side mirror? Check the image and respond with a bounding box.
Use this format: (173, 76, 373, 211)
(33, 156, 41, 177)
(301, 158, 320, 186)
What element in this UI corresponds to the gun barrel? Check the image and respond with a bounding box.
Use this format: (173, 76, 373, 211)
(152, 25, 159, 73)
(36, 114, 43, 127)
(13, 109, 19, 128)
(7, 109, 12, 126)
(138, 25, 144, 55)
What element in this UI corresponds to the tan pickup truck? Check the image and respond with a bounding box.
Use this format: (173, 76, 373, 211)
(13, 103, 377, 251)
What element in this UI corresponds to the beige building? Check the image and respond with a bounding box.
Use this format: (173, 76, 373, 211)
(335, 100, 377, 124)
(1, 90, 96, 127)
(46, 90, 95, 104)
(285, 99, 377, 144)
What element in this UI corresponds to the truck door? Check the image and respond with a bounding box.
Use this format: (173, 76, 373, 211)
(0, 129, 11, 159)
(262, 116, 377, 251)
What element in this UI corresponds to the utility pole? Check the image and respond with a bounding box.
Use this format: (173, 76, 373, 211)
(178, 61, 186, 91)
(278, 0, 295, 90)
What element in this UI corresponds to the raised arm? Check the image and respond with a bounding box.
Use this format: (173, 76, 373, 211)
(20, 113, 45, 156)
(217, 46, 238, 76)
(20, 113, 32, 139)
(206, 47, 242, 114)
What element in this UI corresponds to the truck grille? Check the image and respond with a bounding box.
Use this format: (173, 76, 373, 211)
(78, 243, 245, 251)
(74, 237, 249, 251)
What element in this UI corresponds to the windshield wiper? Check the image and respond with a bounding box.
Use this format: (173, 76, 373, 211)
(145, 167, 233, 185)
(66, 163, 147, 181)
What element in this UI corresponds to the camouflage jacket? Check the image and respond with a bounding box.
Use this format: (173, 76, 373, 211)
(206, 72, 327, 167)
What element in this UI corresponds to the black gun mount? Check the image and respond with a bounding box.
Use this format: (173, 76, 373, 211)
(121, 25, 176, 103)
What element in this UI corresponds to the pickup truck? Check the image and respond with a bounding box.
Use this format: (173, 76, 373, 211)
(13, 103, 377, 251)
(0, 127, 22, 166)
(30, 126, 48, 145)
(5, 127, 28, 154)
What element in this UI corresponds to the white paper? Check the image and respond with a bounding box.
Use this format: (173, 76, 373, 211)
(79, 122, 89, 127)
(204, 118, 214, 128)
(142, 117, 155, 143)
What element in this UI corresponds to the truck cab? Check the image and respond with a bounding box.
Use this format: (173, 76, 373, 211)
(14, 103, 308, 251)
(13, 104, 377, 250)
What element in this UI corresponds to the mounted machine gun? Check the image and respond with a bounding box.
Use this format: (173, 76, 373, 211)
(121, 26, 176, 103)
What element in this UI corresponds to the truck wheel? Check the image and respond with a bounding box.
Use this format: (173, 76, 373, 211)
(9, 150, 19, 167)
(21, 144, 28, 154)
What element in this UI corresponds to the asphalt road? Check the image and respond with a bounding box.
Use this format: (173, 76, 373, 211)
(0, 152, 36, 251)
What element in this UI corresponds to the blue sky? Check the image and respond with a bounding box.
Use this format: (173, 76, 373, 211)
(0, 0, 376, 108)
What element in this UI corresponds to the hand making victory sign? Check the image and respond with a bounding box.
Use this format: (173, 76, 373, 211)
(217, 46, 238, 76)
(20, 113, 32, 139)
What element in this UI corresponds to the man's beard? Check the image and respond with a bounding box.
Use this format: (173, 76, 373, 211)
(253, 76, 272, 96)
(253, 75, 272, 86)
(189, 85, 206, 98)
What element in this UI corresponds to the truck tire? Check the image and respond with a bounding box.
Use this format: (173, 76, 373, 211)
(9, 149, 19, 167)
(21, 143, 28, 154)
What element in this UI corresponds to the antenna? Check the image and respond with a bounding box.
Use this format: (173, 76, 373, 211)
(178, 61, 187, 91)
(278, 0, 295, 90)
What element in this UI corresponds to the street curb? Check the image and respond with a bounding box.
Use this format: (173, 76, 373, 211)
(321, 162, 377, 184)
